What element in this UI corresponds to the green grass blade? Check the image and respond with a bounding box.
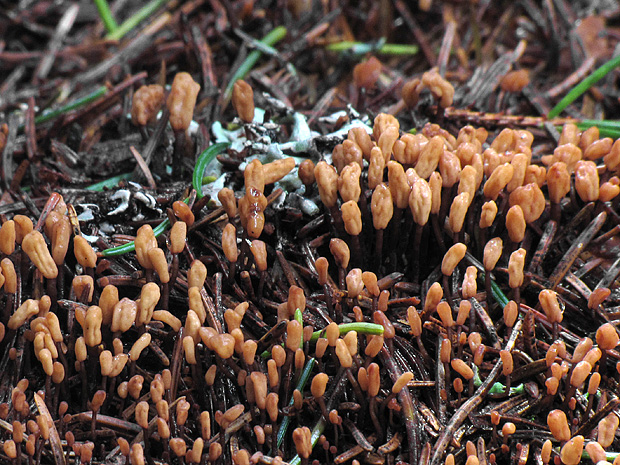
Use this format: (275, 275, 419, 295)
(548, 53, 620, 119)
(309, 322, 384, 342)
(577, 119, 620, 130)
(106, 0, 170, 41)
(576, 120, 620, 138)
(326, 41, 418, 56)
(93, 0, 119, 33)
(35, 85, 108, 125)
(192, 142, 230, 199)
(490, 279, 509, 308)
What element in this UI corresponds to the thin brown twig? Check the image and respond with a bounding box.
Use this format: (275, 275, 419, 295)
(129, 146, 157, 189)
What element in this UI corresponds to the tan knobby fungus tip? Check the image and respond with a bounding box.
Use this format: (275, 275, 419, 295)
(442, 243, 467, 276)
(232, 79, 255, 123)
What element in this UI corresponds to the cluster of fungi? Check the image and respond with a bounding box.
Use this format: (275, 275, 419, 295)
(3, 67, 620, 465)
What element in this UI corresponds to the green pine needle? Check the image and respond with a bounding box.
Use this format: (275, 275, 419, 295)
(93, 0, 119, 33)
(35, 85, 108, 125)
(326, 40, 418, 56)
(548, 53, 620, 119)
(192, 142, 230, 199)
(85, 173, 133, 191)
(576, 120, 620, 139)
(106, 0, 170, 41)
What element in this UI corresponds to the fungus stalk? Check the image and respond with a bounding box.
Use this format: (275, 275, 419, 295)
(539, 289, 563, 341)
(167, 220, 187, 309)
(315, 257, 333, 321)
(371, 183, 393, 272)
(441, 243, 467, 307)
(409, 175, 432, 283)
(499, 350, 513, 397)
(90, 391, 106, 442)
(508, 248, 526, 308)
(250, 240, 268, 299)
(330, 238, 350, 291)
(387, 160, 409, 270)
(222, 223, 239, 282)
(167, 72, 200, 178)
(341, 200, 363, 268)
(483, 237, 502, 310)
(408, 306, 432, 365)
(596, 322, 619, 376)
